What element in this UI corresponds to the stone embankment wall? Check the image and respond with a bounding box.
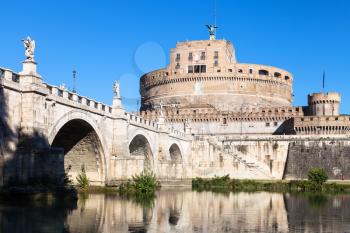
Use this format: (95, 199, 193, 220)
(284, 140, 350, 180)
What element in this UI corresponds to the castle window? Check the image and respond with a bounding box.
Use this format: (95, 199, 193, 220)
(188, 65, 193, 73)
(175, 63, 180, 69)
(259, 70, 269, 76)
(274, 122, 278, 126)
(175, 53, 180, 61)
(188, 52, 193, 61)
(200, 65, 206, 73)
(201, 52, 206, 60)
(214, 51, 219, 59)
(214, 60, 218, 66)
(274, 72, 282, 78)
(238, 69, 243, 73)
(194, 65, 200, 73)
(266, 122, 270, 127)
(228, 69, 233, 72)
(223, 118, 227, 124)
(335, 117, 339, 120)
(249, 69, 253, 74)
(193, 65, 206, 73)
(285, 76, 290, 80)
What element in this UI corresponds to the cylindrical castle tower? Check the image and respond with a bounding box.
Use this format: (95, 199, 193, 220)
(308, 92, 341, 116)
(140, 38, 293, 112)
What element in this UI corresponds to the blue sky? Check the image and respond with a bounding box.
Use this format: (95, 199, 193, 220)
(1, 0, 350, 113)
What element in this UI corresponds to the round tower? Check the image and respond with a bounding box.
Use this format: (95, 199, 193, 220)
(308, 92, 341, 116)
(140, 38, 293, 112)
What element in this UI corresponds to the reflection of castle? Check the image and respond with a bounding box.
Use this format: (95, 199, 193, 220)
(140, 31, 349, 136)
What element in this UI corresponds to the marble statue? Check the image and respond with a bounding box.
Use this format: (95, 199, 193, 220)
(22, 37, 35, 61)
(113, 80, 120, 97)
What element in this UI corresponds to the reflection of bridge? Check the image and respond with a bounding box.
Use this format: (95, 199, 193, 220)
(0, 60, 191, 185)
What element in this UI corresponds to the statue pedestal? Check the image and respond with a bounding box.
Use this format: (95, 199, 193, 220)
(19, 60, 42, 85)
(112, 96, 125, 116)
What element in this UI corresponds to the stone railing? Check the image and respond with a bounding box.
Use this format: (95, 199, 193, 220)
(44, 83, 113, 115)
(0, 67, 20, 83)
(168, 127, 186, 138)
(125, 112, 159, 130)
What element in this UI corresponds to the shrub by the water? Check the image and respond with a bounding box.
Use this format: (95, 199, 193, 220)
(192, 172, 346, 193)
(308, 168, 328, 186)
(132, 171, 158, 195)
(118, 171, 159, 197)
(76, 167, 89, 188)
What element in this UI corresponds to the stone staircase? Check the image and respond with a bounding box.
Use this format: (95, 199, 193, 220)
(227, 150, 273, 179)
(204, 138, 272, 179)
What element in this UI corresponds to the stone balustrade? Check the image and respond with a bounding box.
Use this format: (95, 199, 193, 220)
(45, 83, 113, 115)
(0, 67, 20, 83)
(125, 112, 159, 130)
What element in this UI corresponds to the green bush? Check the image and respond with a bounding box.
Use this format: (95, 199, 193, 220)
(308, 168, 328, 186)
(118, 171, 159, 197)
(76, 167, 90, 188)
(132, 171, 158, 195)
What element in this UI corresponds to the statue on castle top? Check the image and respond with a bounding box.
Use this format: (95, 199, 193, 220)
(206, 25, 218, 40)
(113, 80, 120, 97)
(22, 36, 35, 61)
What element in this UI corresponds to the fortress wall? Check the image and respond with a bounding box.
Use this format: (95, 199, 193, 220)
(284, 140, 350, 180)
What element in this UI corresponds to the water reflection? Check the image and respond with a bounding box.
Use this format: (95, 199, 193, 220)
(1, 190, 350, 233)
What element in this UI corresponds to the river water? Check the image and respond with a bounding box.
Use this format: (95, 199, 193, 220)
(1, 189, 350, 233)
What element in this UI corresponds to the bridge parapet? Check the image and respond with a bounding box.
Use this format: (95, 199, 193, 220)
(168, 127, 186, 139)
(125, 112, 160, 131)
(44, 83, 113, 116)
(0, 67, 20, 83)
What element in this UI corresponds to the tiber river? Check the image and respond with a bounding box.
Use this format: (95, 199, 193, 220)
(1, 189, 350, 233)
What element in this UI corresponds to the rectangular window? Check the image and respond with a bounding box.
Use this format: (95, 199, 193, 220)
(192, 65, 206, 73)
(214, 51, 219, 59)
(201, 52, 206, 60)
(274, 122, 278, 126)
(188, 52, 193, 61)
(175, 63, 180, 69)
(176, 53, 180, 61)
(214, 60, 218, 66)
(194, 65, 200, 73)
(266, 122, 270, 127)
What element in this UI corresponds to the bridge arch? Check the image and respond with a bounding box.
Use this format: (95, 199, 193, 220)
(48, 111, 107, 184)
(169, 143, 183, 164)
(129, 134, 154, 171)
(167, 142, 184, 179)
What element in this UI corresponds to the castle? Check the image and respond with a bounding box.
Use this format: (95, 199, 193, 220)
(139, 30, 349, 136)
(0, 31, 350, 186)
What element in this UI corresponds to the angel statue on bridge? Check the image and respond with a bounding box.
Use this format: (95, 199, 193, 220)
(113, 80, 120, 98)
(22, 36, 35, 61)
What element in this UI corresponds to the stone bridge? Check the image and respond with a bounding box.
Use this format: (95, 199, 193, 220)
(0, 61, 191, 185)
(2, 57, 349, 186)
